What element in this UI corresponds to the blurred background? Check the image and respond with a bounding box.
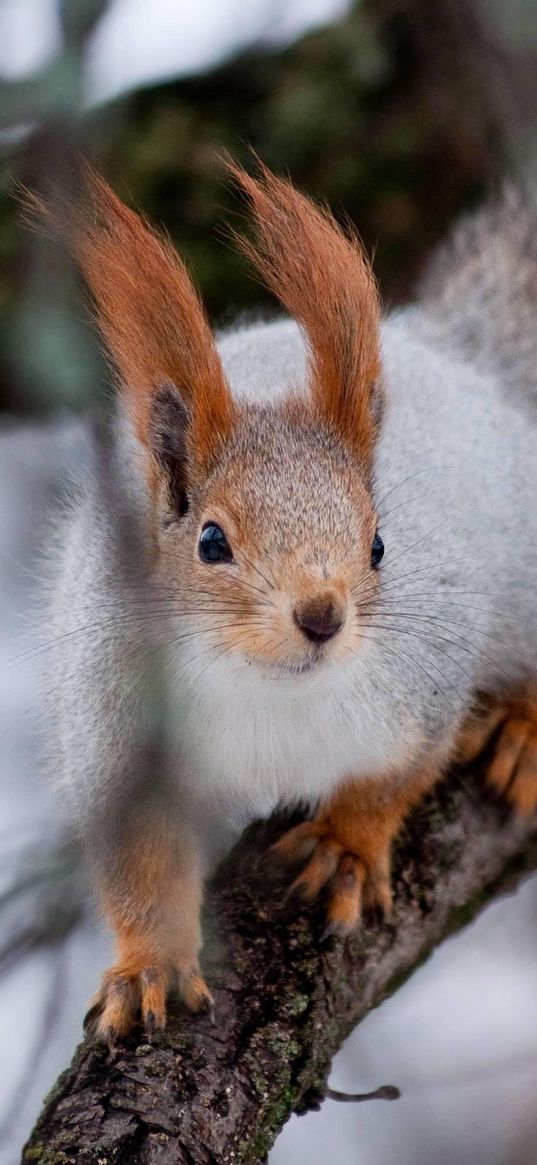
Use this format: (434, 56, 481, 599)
(1, 1, 537, 1162)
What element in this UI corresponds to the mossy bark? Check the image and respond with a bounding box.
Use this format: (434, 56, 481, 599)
(22, 768, 537, 1164)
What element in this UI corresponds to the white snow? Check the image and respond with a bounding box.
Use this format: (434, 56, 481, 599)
(0, 0, 351, 105)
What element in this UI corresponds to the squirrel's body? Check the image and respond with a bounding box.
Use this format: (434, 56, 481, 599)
(51, 310, 537, 843)
(37, 165, 537, 1038)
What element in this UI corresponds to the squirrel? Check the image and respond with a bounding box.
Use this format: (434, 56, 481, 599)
(29, 160, 537, 1044)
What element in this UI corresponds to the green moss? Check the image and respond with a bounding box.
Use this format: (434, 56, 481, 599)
(278, 991, 309, 1019)
(233, 1084, 298, 1165)
(145, 1060, 167, 1077)
(238, 1019, 313, 1162)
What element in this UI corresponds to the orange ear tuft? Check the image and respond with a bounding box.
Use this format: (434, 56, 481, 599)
(24, 163, 235, 472)
(228, 160, 381, 467)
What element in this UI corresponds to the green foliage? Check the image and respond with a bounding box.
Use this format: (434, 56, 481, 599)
(0, 0, 520, 414)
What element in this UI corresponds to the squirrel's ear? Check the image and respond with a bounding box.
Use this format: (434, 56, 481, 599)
(23, 162, 235, 480)
(229, 160, 382, 470)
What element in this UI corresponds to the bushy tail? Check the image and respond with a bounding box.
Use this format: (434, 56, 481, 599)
(418, 185, 537, 406)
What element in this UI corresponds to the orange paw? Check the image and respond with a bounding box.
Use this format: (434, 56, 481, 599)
(177, 965, 215, 1016)
(86, 960, 213, 1046)
(458, 697, 537, 817)
(86, 961, 169, 1046)
(485, 715, 537, 816)
(273, 819, 393, 939)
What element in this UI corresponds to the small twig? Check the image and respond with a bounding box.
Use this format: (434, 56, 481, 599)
(326, 1084, 401, 1103)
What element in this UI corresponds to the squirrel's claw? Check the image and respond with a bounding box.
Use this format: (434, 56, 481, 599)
(271, 821, 320, 867)
(322, 852, 392, 937)
(88, 968, 142, 1044)
(177, 965, 214, 1017)
(274, 818, 394, 938)
(83, 999, 103, 1036)
(140, 966, 167, 1039)
(458, 695, 537, 817)
(86, 963, 169, 1045)
(286, 838, 342, 903)
(85, 960, 214, 1045)
(486, 716, 537, 815)
(323, 853, 366, 936)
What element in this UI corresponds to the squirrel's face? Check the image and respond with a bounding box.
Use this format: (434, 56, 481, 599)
(43, 156, 384, 676)
(159, 408, 383, 677)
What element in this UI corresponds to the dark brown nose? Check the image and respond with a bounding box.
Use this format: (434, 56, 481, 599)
(293, 596, 345, 644)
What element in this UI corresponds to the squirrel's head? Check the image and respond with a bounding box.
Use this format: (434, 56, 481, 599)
(29, 160, 383, 676)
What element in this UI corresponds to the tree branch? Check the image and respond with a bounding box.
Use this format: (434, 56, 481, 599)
(21, 768, 537, 1165)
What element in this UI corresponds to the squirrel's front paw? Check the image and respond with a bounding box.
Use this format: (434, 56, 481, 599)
(272, 818, 393, 939)
(485, 714, 537, 815)
(85, 961, 170, 1046)
(458, 695, 537, 816)
(85, 960, 213, 1047)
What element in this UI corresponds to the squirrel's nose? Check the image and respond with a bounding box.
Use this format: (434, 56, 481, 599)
(293, 595, 345, 643)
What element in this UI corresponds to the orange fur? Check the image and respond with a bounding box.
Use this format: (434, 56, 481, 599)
(183, 462, 377, 670)
(23, 163, 236, 473)
(91, 823, 211, 1042)
(228, 159, 381, 468)
(457, 690, 537, 816)
(274, 764, 442, 934)
(276, 691, 537, 934)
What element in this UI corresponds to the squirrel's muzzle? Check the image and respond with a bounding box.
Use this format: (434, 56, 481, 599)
(293, 594, 346, 644)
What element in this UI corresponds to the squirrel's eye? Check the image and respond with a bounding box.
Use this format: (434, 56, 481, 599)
(371, 531, 384, 569)
(199, 523, 233, 564)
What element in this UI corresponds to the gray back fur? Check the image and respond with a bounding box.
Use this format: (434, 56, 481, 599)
(417, 185, 537, 409)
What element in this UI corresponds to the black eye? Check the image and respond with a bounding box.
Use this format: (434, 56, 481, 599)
(199, 523, 233, 564)
(371, 531, 384, 569)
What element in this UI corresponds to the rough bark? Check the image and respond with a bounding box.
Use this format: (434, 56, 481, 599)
(22, 769, 537, 1165)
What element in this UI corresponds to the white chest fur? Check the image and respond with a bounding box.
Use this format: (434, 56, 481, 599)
(169, 643, 419, 827)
